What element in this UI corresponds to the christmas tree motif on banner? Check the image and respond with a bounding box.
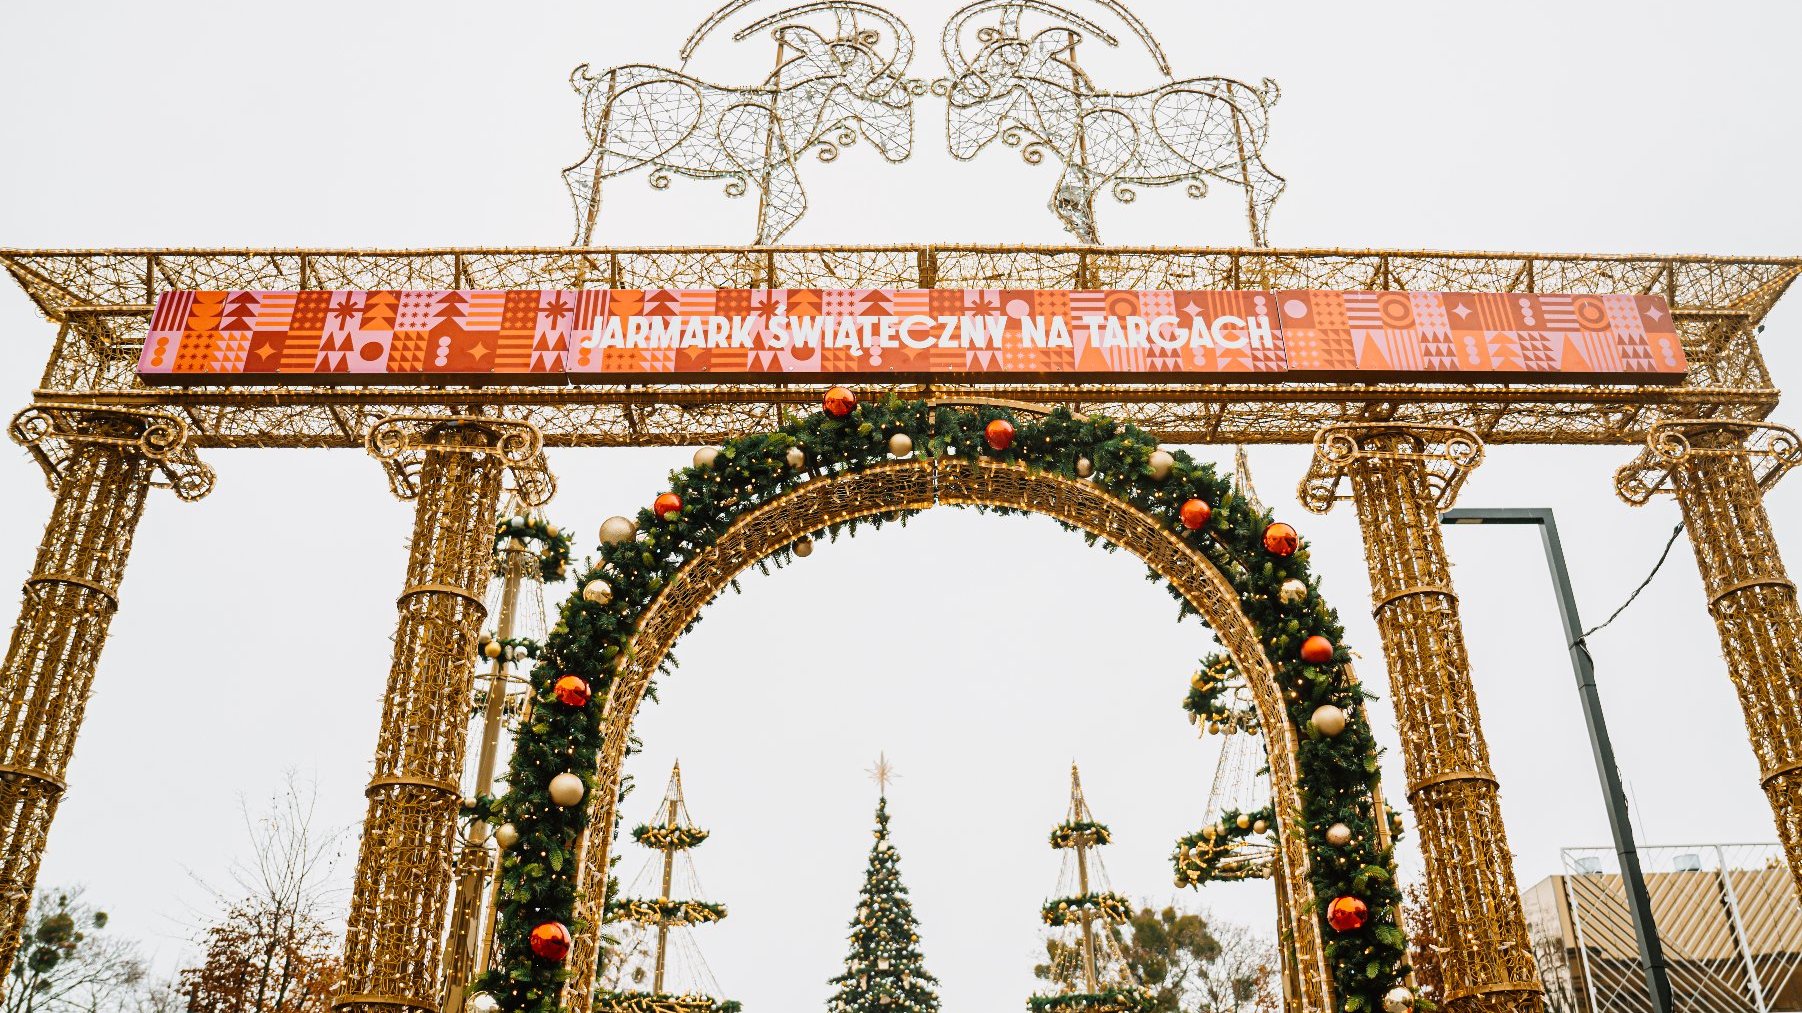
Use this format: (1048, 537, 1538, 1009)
(597, 763, 739, 1013)
(1032, 766, 1151, 1013)
(828, 757, 940, 1013)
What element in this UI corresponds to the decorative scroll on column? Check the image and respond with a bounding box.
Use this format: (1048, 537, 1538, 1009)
(0, 405, 213, 988)
(1616, 419, 1802, 887)
(336, 416, 551, 1013)
(1301, 424, 1544, 1013)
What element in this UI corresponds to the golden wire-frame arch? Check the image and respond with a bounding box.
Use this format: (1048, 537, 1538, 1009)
(560, 455, 1338, 1013)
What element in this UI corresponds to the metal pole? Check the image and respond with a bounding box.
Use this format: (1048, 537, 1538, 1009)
(1441, 507, 1673, 1013)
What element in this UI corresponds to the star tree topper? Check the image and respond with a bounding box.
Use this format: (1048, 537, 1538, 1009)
(869, 753, 898, 797)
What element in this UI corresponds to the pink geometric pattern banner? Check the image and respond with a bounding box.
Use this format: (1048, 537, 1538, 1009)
(137, 289, 1687, 384)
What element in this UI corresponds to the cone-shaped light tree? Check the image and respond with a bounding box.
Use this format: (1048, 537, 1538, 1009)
(828, 759, 939, 1013)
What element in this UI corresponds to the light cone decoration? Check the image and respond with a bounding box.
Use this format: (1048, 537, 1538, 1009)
(596, 763, 739, 1013)
(1031, 766, 1151, 1013)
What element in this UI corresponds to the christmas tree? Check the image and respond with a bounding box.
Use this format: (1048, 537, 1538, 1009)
(828, 757, 939, 1013)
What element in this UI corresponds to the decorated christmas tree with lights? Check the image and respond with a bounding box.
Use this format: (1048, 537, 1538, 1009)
(1031, 766, 1151, 1013)
(827, 757, 939, 1013)
(595, 763, 739, 1013)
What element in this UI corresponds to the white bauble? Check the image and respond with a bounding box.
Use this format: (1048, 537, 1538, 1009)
(1279, 578, 1309, 604)
(693, 446, 720, 469)
(470, 993, 500, 1013)
(786, 446, 807, 469)
(582, 579, 614, 605)
(508, 514, 526, 529)
(793, 536, 814, 558)
(494, 823, 519, 849)
(888, 433, 913, 458)
(598, 516, 637, 545)
(548, 773, 586, 807)
(1326, 822, 1352, 846)
(1311, 704, 1348, 737)
(1382, 986, 1414, 1013)
(1148, 449, 1175, 480)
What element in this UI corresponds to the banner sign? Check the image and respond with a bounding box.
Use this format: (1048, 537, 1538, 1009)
(138, 289, 1686, 385)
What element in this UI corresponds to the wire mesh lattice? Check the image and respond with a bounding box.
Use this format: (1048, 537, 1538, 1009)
(1536, 844, 1802, 1013)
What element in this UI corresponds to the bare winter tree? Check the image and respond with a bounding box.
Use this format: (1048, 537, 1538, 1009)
(1189, 919, 1282, 1013)
(3, 888, 148, 1013)
(178, 772, 347, 1013)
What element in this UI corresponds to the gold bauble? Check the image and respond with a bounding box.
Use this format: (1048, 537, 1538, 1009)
(693, 446, 720, 469)
(1189, 671, 1207, 690)
(1206, 722, 1220, 735)
(786, 446, 807, 469)
(582, 579, 614, 605)
(1076, 457, 1093, 478)
(888, 433, 913, 458)
(1235, 814, 1250, 829)
(1311, 704, 1348, 737)
(494, 823, 520, 849)
(599, 515, 637, 545)
(1252, 819, 1268, 834)
(546, 525, 559, 538)
(1279, 578, 1308, 604)
(1326, 822, 1353, 846)
(482, 640, 502, 659)
(548, 772, 586, 807)
(1148, 449, 1175, 480)
(794, 536, 814, 558)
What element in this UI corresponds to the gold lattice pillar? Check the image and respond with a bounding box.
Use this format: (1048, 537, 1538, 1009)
(1617, 420, 1802, 887)
(0, 405, 212, 988)
(336, 416, 551, 1013)
(1301, 424, 1544, 1013)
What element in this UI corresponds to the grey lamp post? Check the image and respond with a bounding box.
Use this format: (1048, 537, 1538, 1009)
(1440, 506, 1673, 1013)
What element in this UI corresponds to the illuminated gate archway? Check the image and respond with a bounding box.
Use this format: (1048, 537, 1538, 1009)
(476, 402, 1410, 1013)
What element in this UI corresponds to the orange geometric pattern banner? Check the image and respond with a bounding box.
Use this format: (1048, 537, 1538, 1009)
(137, 289, 1686, 384)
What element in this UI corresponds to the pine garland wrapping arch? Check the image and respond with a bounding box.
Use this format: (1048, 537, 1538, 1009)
(472, 399, 1409, 1013)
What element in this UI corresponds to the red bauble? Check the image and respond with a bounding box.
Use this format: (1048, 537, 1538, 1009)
(1327, 896, 1368, 932)
(553, 675, 592, 707)
(1180, 498, 1212, 530)
(529, 921, 573, 961)
(653, 492, 683, 520)
(1263, 521, 1299, 556)
(1300, 635, 1336, 664)
(823, 386, 858, 417)
(984, 418, 1016, 451)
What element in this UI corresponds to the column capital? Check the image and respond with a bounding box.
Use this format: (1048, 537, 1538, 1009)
(9, 403, 214, 502)
(1614, 418, 1801, 506)
(1298, 423, 1484, 515)
(365, 414, 554, 506)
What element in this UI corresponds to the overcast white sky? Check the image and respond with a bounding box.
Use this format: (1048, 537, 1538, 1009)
(3, 1, 1801, 1009)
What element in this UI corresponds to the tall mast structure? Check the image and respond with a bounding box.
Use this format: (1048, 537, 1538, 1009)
(444, 497, 565, 1013)
(1033, 766, 1150, 1013)
(597, 763, 739, 1013)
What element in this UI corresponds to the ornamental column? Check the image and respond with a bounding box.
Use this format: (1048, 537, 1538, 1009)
(0, 405, 213, 986)
(1616, 420, 1802, 888)
(336, 416, 552, 1013)
(1301, 424, 1543, 1013)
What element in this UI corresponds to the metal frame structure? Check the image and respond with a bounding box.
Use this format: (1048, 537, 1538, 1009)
(1, 242, 1799, 1013)
(2, 246, 1795, 448)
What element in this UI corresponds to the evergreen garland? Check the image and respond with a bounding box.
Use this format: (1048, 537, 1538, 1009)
(496, 511, 575, 583)
(472, 398, 1409, 1013)
(827, 797, 940, 1013)
(1039, 892, 1134, 928)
